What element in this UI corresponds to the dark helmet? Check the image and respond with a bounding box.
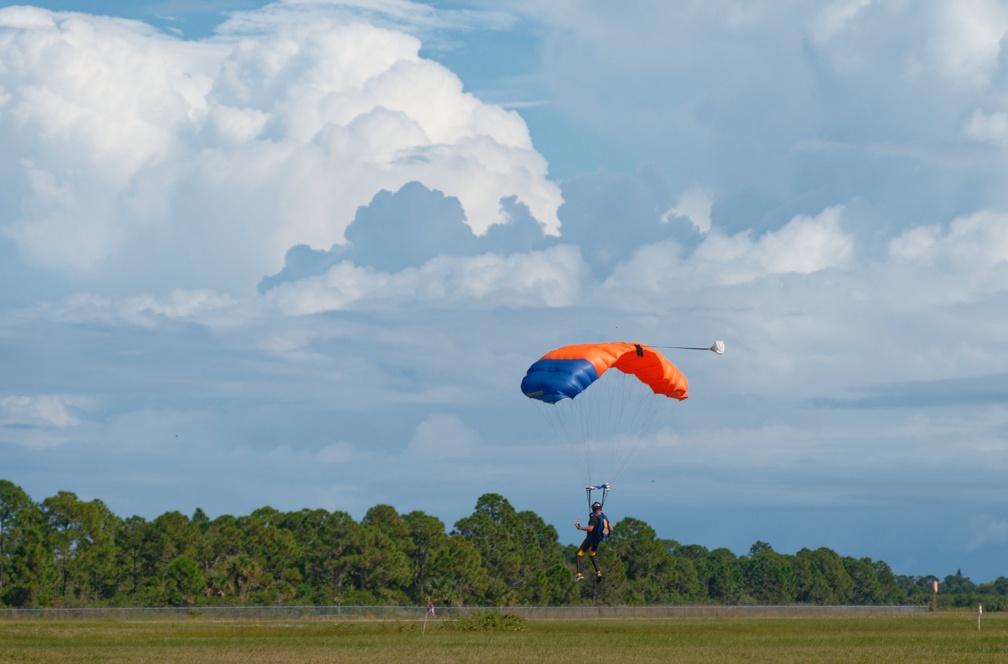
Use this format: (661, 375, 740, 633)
(592, 502, 602, 511)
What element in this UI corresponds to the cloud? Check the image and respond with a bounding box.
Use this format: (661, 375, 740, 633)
(0, 394, 80, 429)
(0, 3, 562, 294)
(711, 205, 853, 277)
(216, 0, 517, 38)
(556, 166, 700, 279)
(518, 0, 1008, 241)
(809, 0, 874, 45)
(603, 204, 853, 295)
(0, 394, 82, 449)
(890, 210, 1008, 268)
(258, 180, 558, 291)
(662, 187, 712, 234)
(929, 0, 1008, 88)
(963, 109, 1008, 145)
(263, 244, 586, 314)
(404, 412, 480, 460)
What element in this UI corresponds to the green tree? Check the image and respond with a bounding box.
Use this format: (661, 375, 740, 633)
(223, 552, 262, 601)
(843, 557, 885, 604)
(453, 495, 572, 606)
(453, 494, 523, 605)
(401, 510, 449, 601)
(263, 509, 361, 602)
(238, 508, 302, 601)
(41, 492, 120, 603)
(362, 505, 408, 540)
(340, 523, 412, 603)
(741, 541, 797, 604)
(606, 517, 679, 604)
(165, 556, 206, 606)
(116, 515, 148, 596)
(86, 502, 121, 601)
(455, 494, 574, 605)
(793, 548, 853, 605)
(513, 509, 570, 605)
(202, 514, 243, 579)
(872, 559, 902, 604)
(146, 511, 198, 584)
(663, 540, 706, 602)
(942, 568, 977, 594)
(425, 534, 487, 606)
(0, 480, 32, 598)
(673, 542, 713, 603)
(274, 508, 336, 601)
(703, 548, 746, 603)
(2, 503, 57, 607)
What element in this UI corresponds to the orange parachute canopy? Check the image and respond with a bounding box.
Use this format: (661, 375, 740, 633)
(521, 342, 688, 404)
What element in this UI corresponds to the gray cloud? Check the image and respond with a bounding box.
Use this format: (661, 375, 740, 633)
(259, 180, 558, 292)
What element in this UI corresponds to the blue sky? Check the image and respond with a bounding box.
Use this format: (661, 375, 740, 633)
(3, 0, 1008, 584)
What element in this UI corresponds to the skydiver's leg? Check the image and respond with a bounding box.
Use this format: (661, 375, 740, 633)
(575, 539, 590, 576)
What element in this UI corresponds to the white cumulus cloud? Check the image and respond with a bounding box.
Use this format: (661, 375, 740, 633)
(0, 3, 562, 294)
(608, 205, 854, 292)
(890, 210, 1008, 268)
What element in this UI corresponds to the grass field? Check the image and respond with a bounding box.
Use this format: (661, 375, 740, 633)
(0, 611, 1004, 663)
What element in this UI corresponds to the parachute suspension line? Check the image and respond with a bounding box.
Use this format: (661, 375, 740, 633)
(607, 396, 679, 484)
(532, 397, 592, 492)
(540, 368, 682, 493)
(587, 370, 679, 488)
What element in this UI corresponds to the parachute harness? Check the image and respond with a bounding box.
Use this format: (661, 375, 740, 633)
(586, 483, 610, 510)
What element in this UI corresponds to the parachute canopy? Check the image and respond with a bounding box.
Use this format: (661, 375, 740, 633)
(521, 342, 697, 508)
(521, 342, 688, 404)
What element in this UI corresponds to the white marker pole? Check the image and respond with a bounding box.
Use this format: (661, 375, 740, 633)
(978, 602, 982, 631)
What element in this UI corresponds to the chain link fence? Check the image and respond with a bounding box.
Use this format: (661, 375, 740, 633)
(0, 604, 928, 621)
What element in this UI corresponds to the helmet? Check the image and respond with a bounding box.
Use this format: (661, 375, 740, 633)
(592, 502, 602, 511)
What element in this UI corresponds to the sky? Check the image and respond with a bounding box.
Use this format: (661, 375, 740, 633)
(2, 0, 1008, 584)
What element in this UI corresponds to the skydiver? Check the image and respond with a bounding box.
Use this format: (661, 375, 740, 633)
(574, 501, 611, 583)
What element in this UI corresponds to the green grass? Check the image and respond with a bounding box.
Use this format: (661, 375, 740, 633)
(0, 612, 1004, 663)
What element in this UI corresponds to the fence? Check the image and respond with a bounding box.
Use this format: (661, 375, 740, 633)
(0, 604, 928, 621)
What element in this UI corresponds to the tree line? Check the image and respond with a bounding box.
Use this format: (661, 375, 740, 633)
(0, 480, 1000, 609)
